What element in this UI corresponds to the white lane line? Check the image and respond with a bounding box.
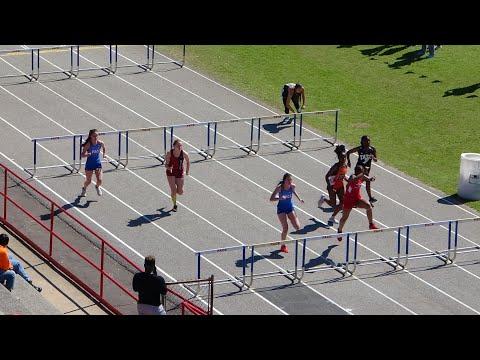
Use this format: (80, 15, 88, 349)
(153, 48, 479, 217)
(115, 49, 480, 250)
(0, 115, 285, 315)
(33, 48, 476, 314)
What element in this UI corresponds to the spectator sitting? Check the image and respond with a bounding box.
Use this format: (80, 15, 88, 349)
(132, 255, 167, 315)
(0, 233, 42, 292)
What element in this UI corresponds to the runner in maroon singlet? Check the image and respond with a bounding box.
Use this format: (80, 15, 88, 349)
(165, 140, 190, 212)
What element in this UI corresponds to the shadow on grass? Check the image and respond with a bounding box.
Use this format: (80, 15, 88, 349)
(360, 45, 394, 57)
(388, 50, 429, 69)
(437, 194, 478, 206)
(378, 45, 411, 56)
(127, 207, 172, 227)
(443, 83, 480, 97)
(337, 45, 356, 48)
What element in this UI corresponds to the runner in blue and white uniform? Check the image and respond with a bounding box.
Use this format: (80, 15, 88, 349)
(80, 129, 106, 197)
(270, 173, 304, 253)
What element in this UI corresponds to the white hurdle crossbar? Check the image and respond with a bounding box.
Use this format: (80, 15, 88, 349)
(26, 110, 339, 176)
(0, 45, 186, 82)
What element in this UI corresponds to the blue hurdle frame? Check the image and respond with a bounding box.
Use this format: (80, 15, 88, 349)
(194, 217, 480, 290)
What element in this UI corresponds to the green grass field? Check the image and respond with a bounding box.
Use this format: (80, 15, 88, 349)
(158, 45, 480, 212)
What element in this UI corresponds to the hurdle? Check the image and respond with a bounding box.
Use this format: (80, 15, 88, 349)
(110, 45, 186, 73)
(195, 217, 480, 290)
(26, 110, 338, 176)
(0, 47, 40, 81)
(0, 45, 185, 82)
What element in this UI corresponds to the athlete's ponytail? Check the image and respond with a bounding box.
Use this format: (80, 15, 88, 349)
(334, 144, 346, 155)
(82, 129, 97, 147)
(278, 173, 291, 186)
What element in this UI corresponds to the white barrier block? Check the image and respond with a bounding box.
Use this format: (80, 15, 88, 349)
(458, 153, 480, 200)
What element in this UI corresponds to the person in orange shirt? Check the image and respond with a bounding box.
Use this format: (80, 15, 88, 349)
(0, 233, 42, 292)
(318, 145, 349, 225)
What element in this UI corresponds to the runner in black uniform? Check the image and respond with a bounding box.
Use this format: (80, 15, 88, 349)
(346, 135, 378, 205)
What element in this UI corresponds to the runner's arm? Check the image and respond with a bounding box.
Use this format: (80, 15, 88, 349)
(81, 143, 91, 158)
(301, 89, 306, 109)
(165, 152, 172, 171)
(325, 164, 337, 185)
(270, 185, 281, 202)
(292, 185, 305, 203)
(101, 141, 106, 159)
(346, 146, 359, 168)
(372, 146, 378, 162)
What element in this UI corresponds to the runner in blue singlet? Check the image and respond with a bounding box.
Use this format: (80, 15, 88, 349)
(80, 129, 106, 197)
(270, 173, 305, 253)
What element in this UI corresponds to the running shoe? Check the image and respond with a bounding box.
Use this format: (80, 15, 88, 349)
(318, 195, 326, 208)
(328, 216, 338, 225)
(172, 204, 178, 212)
(369, 223, 379, 230)
(96, 186, 102, 196)
(28, 280, 42, 292)
(280, 244, 289, 253)
(369, 197, 377, 203)
(80, 187, 86, 197)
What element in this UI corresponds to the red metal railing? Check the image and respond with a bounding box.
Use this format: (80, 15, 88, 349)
(0, 163, 211, 315)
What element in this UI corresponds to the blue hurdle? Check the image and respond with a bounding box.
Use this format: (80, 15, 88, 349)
(194, 217, 480, 290)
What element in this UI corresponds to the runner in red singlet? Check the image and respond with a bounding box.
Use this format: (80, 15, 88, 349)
(165, 140, 190, 212)
(337, 165, 379, 241)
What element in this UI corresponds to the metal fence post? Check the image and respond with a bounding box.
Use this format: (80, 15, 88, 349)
(3, 169, 7, 220)
(49, 203, 54, 257)
(100, 241, 105, 298)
